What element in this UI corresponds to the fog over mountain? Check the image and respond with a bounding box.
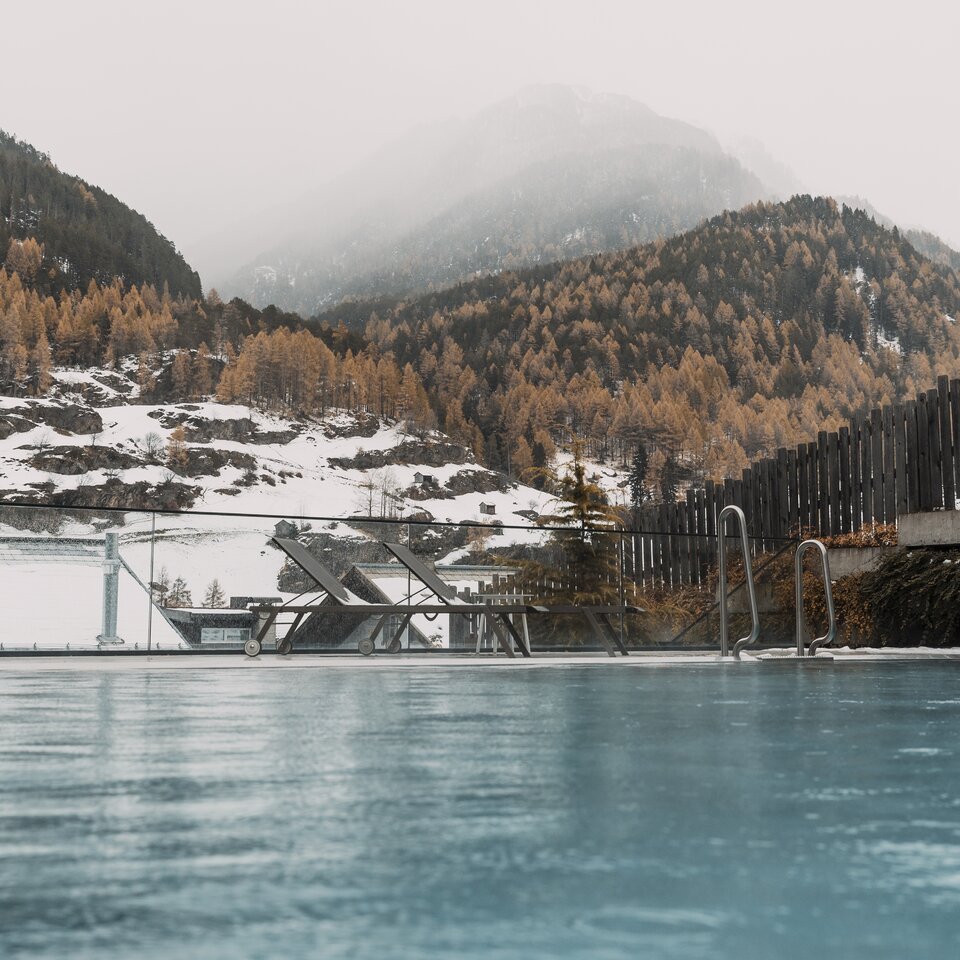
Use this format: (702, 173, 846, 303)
(206, 85, 771, 313)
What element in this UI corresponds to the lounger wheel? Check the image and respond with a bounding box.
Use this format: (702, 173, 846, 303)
(358, 638, 375, 656)
(386, 637, 402, 654)
(244, 638, 262, 658)
(276, 637, 293, 656)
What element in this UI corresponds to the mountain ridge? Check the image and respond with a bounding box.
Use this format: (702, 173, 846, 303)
(205, 85, 770, 312)
(0, 130, 201, 299)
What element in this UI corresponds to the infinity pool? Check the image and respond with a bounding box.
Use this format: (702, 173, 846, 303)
(1, 661, 959, 959)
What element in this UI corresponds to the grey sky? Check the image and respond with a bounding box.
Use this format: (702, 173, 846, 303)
(6, 0, 959, 274)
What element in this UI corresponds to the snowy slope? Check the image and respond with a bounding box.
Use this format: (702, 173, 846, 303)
(0, 367, 555, 648)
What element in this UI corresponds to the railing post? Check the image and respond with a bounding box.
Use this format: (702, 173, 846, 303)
(795, 539, 837, 657)
(717, 504, 760, 659)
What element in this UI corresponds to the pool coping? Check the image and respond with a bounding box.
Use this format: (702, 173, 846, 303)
(1, 648, 959, 671)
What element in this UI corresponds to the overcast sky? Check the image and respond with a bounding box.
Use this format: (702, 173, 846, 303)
(5, 0, 959, 267)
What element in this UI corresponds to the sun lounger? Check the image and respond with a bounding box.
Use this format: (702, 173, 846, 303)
(383, 542, 643, 657)
(382, 542, 531, 657)
(246, 537, 401, 656)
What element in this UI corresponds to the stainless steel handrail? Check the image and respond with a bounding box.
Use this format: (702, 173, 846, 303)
(795, 539, 837, 656)
(717, 505, 761, 659)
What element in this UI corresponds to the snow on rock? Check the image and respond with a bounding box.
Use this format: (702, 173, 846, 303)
(876, 329, 903, 355)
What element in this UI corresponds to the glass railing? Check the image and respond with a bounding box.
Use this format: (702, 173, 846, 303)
(0, 502, 793, 655)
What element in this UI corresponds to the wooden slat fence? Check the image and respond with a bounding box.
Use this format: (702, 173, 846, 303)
(626, 375, 960, 588)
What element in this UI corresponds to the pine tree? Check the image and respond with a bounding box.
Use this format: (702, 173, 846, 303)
(660, 452, 682, 503)
(538, 447, 622, 606)
(166, 576, 192, 608)
(203, 579, 226, 608)
(152, 566, 170, 604)
(628, 440, 649, 507)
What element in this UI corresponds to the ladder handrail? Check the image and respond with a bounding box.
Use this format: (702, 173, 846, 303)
(717, 505, 761, 659)
(795, 539, 837, 656)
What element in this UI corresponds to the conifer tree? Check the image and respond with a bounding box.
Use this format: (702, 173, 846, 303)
(538, 447, 622, 606)
(166, 576, 192, 608)
(203, 579, 226, 608)
(628, 441, 649, 507)
(660, 452, 682, 503)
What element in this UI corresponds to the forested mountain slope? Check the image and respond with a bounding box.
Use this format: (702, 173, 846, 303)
(7, 191, 960, 502)
(0, 131, 201, 298)
(317, 196, 960, 482)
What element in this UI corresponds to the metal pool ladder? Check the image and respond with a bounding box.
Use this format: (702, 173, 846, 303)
(717, 505, 761, 659)
(795, 539, 837, 657)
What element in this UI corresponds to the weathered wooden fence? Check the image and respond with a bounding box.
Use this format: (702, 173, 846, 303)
(627, 374, 960, 588)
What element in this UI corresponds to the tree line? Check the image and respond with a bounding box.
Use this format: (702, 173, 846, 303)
(5, 195, 960, 505)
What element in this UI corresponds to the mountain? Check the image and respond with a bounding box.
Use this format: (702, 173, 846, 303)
(0, 130, 201, 298)
(315, 195, 960, 480)
(722, 135, 805, 199)
(207, 85, 770, 312)
(903, 230, 960, 273)
(836, 194, 960, 272)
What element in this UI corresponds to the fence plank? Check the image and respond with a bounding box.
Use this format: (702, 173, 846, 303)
(906, 398, 920, 514)
(926, 389, 942, 510)
(787, 449, 799, 535)
(687, 490, 699, 584)
(648, 507, 659, 587)
(849, 419, 862, 532)
(776, 448, 789, 538)
(759, 460, 772, 549)
(883, 405, 896, 521)
(917, 392, 932, 512)
(807, 441, 819, 535)
(669, 502, 680, 587)
(816, 433, 828, 535)
(798, 444, 809, 532)
(704, 479, 717, 569)
(741, 468, 753, 539)
(655, 503, 666, 588)
(658, 504, 668, 587)
(663, 503, 674, 587)
(695, 487, 706, 584)
(838, 426, 851, 534)
(750, 464, 762, 540)
(870, 408, 884, 522)
(636, 508, 647, 588)
(893, 404, 908, 518)
(677, 499, 690, 585)
(828, 431, 841, 535)
(952, 380, 960, 501)
(939, 376, 955, 510)
(713, 483, 724, 564)
(860, 416, 873, 526)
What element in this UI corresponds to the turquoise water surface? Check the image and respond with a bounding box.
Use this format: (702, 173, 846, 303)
(1, 661, 959, 958)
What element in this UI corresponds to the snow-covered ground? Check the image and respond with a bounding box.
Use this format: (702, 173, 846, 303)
(551, 448, 630, 505)
(0, 367, 557, 649)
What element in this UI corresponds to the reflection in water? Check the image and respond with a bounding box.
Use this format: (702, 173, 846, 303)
(1, 663, 959, 959)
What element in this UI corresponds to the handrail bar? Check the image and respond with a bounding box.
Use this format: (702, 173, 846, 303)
(717, 505, 761, 659)
(795, 539, 837, 656)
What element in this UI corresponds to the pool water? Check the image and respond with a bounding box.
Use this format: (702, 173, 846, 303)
(1, 662, 959, 959)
